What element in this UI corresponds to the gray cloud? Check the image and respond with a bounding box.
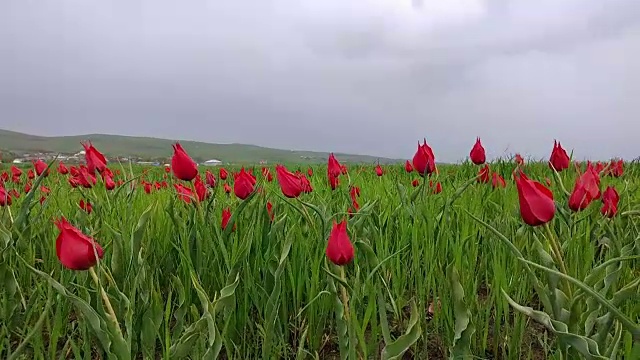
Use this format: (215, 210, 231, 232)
(1, 0, 639, 161)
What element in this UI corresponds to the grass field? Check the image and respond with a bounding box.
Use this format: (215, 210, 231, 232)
(0, 148, 638, 359)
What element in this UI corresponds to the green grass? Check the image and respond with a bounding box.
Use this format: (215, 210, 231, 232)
(0, 129, 401, 164)
(0, 159, 638, 359)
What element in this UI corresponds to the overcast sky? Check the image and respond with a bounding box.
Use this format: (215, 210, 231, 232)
(1, 0, 639, 162)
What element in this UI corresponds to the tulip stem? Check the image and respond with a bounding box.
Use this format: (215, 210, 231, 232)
(543, 224, 573, 298)
(338, 267, 350, 321)
(89, 266, 123, 338)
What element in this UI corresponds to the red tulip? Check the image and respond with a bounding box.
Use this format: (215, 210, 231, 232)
(40, 185, 50, 195)
(82, 141, 107, 175)
(307, 167, 313, 177)
(55, 217, 104, 270)
(325, 220, 354, 266)
(0, 171, 8, 183)
(276, 165, 303, 198)
(514, 172, 555, 226)
(33, 159, 49, 177)
(9, 189, 19, 199)
(194, 176, 209, 202)
(478, 165, 490, 183)
(515, 153, 524, 166)
(349, 186, 361, 201)
(171, 143, 198, 181)
(568, 163, 601, 211)
(103, 174, 116, 191)
(262, 167, 272, 181)
(545, 178, 552, 187)
(469, 137, 486, 165)
(165, 166, 171, 173)
(68, 177, 80, 188)
(79, 199, 93, 214)
(412, 138, 436, 177)
(223, 183, 231, 194)
(609, 159, 623, 177)
(549, 140, 570, 171)
(329, 175, 339, 190)
(205, 170, 216, 187)
(154, 181, 161, 190)
(266, 201, 274, 222)
(431, 181, 442, 194)
(27, 169, 35, 179)
(411, 179, 420, 187)
(601, 186, 619, 218)
(0, 186, 11, 206)
(375, 164, 383, 177)
(221, 207, 235, 232)
(58, 162, 69, 175)
(405, 160, 414, 173)
(24, 181, 32, 194)
(299, 174, 313, 193)
(233, 167, 256, 200)
(174, 183, 195, 204)
(11, 165, 22, 178)
(491, 172, 506, 189)
(327, 153, 342, 178)
(143, 182, 152, 194)
(219, 168, 228, 180)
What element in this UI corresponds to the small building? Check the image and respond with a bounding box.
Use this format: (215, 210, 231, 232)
(202, 159, 222, 166)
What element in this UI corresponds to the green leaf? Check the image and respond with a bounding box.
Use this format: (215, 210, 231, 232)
(448, 264, 475, 359)
(381, 299, 421, 360)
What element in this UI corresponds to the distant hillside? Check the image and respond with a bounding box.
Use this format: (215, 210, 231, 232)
(0, 129, 401, 164)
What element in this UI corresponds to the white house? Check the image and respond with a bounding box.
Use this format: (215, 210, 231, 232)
(202, 159, 222, 166)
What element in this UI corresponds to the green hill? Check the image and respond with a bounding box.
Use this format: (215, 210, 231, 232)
(0, 129, 400, 164)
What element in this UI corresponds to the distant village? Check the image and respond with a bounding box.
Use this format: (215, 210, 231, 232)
(2, 150, 227, 167)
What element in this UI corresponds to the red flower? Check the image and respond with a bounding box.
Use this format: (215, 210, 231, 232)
(262, 167, 272, 182)
(70, 166, 79, 176)
(609, 159, 623, 177)
(221, 207, 235, 232)
(329, 174, 339, 190)
(58, 162, 69, 175)
(165, 166, 171, 173)
(327, 153, 342, 179)
(300, 174, 313, 193)
(55, 217, 104, 270)
(405, 160, 414, 173)
(82, 141, 107, 175)
(143, 182, 153, 194)
(33, 159, 50, 177)
(174, 183, 195, 204)
(307, 167, 313, 177)
(233, 167, 256, 200)
(219, 168, 228, 180)
(24, 181, 32, 194)
(205, 170, 216, 187)
(549, 140, 570, 171)
(79, 199, 93, 214)
(11, 165, 22, 178)
(0, 171, 8, 183)
(27, 169, 35, 179)
(478, 165, 490, 183)
(568, 163, 601, 212)
(515, 172, 555, 226)
(412, 139, 436, 177)
(411, 179, 420, 187)
(491, 172, 506, 189)
(325, 220, 354, 266)
(103, 174, 116, 191)
(194, 176, 209, 202)
(431, 181, 442, 194)
(515, 153, 524, 166)
(223, 183, 231, 194)
(469, 137, 486, 165)
(72, 166, 97, 188)
(349, 186, 361, 201)
(171, 143, 198, 181)
(375, 164, 383, 177)
(0, 186, 12, 206)
(276, 164, 303, 198)
(601, 186, 619, 218)
(266, 201, 274, 222)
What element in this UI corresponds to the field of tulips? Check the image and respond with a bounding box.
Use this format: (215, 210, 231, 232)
(0, 139, 639, 359)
